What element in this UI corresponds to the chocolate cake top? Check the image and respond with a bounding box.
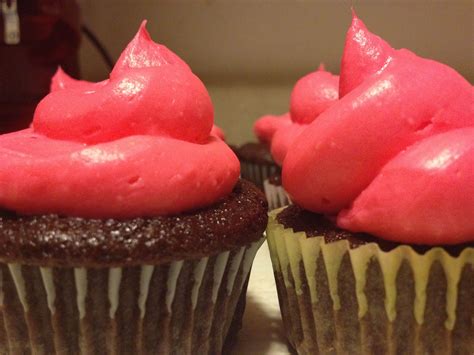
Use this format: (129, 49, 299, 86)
(0, 180, 267, 267)
(277, 205, 472, 257)
(234, 142, 276, 166)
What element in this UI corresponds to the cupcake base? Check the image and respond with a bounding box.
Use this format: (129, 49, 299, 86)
(241, 161, 279, 190)
(0, 240, 263, 355)
(263, 175, 291, 210)
(267, 207, 474, 355)
(232, 142, 279, 190)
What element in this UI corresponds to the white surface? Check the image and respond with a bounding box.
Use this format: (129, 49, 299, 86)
(231, 241, 291, 355)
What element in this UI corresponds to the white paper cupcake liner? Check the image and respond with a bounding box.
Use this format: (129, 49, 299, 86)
(0, 239, 264, 354)
(266, 209, 474, 354)
(240, 161, 279, 190)
(263, 179, 292, 210)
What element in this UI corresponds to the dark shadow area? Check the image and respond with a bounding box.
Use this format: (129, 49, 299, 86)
(227, 293, 292, 354)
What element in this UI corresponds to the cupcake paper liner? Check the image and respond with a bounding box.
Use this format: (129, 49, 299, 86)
(0, 239, 263, 354)
(263, 179, 292, 211)
(266, 209, 474, 355)
(240, 161, 279, 190)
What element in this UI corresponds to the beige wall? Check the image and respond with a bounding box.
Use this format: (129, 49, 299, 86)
(79, 0, 474, 144)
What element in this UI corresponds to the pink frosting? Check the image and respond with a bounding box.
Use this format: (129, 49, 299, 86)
(211, 125, 225, 140)
(270, 123, 306, 165)
(282, 14, 474, 244)
(0, 21, 239, 218)
(338, 12, 392, 98)
(290, 64, 340, 124)
(50, 67, 105, 92)
(254, 66, 339, 165)
(273, 65, 339, 165)
(34, 23, 211, 145)
(253, 113, 291, 147)
(338, 128, 474, 244)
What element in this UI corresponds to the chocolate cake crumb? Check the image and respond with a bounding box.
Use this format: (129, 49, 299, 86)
(276, 205, 472, 257)
(0, 180, 267, 267)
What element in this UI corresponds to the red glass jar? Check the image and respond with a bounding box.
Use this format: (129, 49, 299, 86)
(0, 0, 80, 133)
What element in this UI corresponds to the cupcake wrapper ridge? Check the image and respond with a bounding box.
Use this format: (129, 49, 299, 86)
(263, 179, 292, 210)
(0, 239, 264, 354)
(266, 209, 474, 355)
(240, 161, 279, 190)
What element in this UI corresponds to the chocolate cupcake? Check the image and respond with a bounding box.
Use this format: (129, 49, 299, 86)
(267, 13, 474, 354)
(263, 173, 291, 211)
(251, 113, 291, 205)
(0, 22, 267, 354)
(233, 141, 280, 190)
(268, 206, 473, 354)
(235, 111, 290, 191)
(259, 65, 339, 210)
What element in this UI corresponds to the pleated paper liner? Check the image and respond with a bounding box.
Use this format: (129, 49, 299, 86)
(263, 178, 291, 211)
(240, 161, 279, 190)
(0, 239, 263, 355)
(266, 209, 474, 355)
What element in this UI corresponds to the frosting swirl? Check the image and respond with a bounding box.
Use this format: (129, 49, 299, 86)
(338, 128, 474, 244)
(290, 64, 340, 124)
(253, 65, 339, 165)
(253, 113, 291, 147)
(35, 23, 210, 145)
(0, 21, 239, 218)
(211, 124, 226, 140)
(283, 14, 474, 244)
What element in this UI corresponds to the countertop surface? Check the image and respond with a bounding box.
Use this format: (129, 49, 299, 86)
(231, 241, 291, 355)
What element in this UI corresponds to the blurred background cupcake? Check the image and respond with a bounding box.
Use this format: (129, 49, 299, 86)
(0, 22, 267, 354)
(261, 64, 339, 210)
(267, 13, 473, 354)
(232, 137, 281, 191)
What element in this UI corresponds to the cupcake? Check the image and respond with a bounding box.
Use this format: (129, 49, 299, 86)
(267, 13, 473, 354)
(262, 65, 339, 210)
(237, 64, 338, 199)
(262, 173, 291, 213)
(233, 113, 289, 190)
(0, 21, 267, 354)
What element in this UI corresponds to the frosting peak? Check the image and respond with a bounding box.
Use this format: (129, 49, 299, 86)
(111, 20, 189, 78)
(50, 67, 105, 92)
(0, 22, 239, 218)
(266, 66, 339, 165)
(290, 65, 339, 124)
(339, 13, 393, 97)
(33, 22, 213, 145)
(282, 14, 474, 244)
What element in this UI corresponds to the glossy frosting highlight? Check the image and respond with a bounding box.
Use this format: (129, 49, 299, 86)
(283, 14, 474, 244)
(34, 22, 213, 145)
(0, 21, 239, 218)
(339, 13, 392, 97)
(338, 128, 474, 244)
